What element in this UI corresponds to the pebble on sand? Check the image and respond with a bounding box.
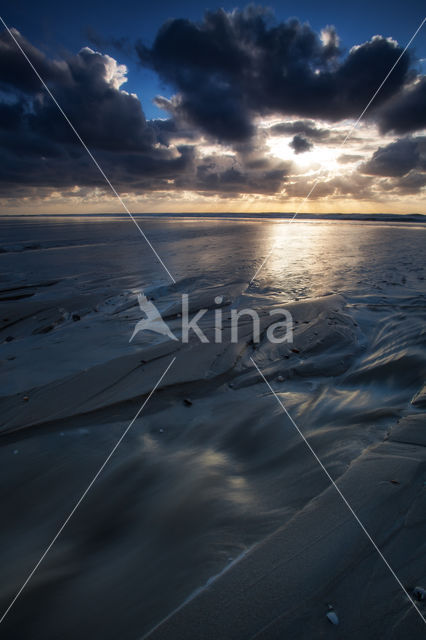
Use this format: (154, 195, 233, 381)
(413, 586, 426, 601)
(183, 398, 193, 406)
(326, 607, 339, 625)
(72, 313, 81, 322)
(277, 375, 284, 382)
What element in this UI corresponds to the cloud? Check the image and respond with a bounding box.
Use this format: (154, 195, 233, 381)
(284, 171, 374, 199)
(338, 153, 363, 164)
(0, 21, 424, 208)
(0, 29, 69, 94)
(269, 120, 329, 140)
(85, 27, 134, 58)
(0, 29, 292, 200)
(289, 135, 313, 154)
(28, 46, 156, 153)
(0, 30, 154, 152)
(137, 7, 412, 142)
(193, 153, 290, 195)
(393, 171, 426, 194)
(361, 137, 426, 177)
(377, 77, 426, 134)
(0, 31, 198, 194)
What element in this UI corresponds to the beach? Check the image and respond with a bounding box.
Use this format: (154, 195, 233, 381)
(0, 215, 425, 639)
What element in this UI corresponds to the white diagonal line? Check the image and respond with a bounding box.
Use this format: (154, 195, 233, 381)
(0, 16, 176, 284)
(0, 356, 176, 626)
(250, 357, 426, 626)
(249, 16, 426, 285)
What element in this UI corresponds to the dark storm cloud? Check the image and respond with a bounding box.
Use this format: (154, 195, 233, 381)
(361, 137, 426, 177)
(0, 29, 69, 95)
(0, 140, 196, 195)
(270, 120, 329, 140)
(377, 77, 426, 134)
(0, 30, 154, 152)
(149, 116, 199, 145)
(267, 119, 367, 150)
(0, 28, 289, 199)
(393, 171, 426, 194)
(0, 30, 198, 194)
(193, 156, 289, 195)
(289, 135, 313, 154)
(137, 7, 412, 142)
(29, 46, 156, 153)
(0, 16, 424, 204)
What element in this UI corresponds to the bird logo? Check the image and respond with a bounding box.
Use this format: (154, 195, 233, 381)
(129, 293, 178, 342)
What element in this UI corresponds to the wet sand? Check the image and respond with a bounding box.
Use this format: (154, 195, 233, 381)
(0, 216, 425, 639)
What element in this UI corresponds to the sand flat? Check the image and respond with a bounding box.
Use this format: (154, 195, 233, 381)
(0, 217, 425, 639)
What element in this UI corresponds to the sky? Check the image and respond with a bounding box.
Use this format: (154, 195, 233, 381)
(0, 1, 425, 214)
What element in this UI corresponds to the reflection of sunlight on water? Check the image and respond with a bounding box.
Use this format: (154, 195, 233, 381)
(5, 217, 425, 302)
(256, 221, 347, 297)
(254, 220, 426, 300)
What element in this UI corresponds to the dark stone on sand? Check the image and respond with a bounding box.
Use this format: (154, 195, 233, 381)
(32, 324, 54, 335)
(413, 586, 426, 601)
(72, 313, 81, 322)
(183, 398, 193, 406)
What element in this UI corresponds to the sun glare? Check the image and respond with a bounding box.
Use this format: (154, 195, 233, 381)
(267, 136, 342, 175)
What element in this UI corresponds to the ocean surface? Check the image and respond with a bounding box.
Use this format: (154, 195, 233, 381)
(0, 216, 425, 639)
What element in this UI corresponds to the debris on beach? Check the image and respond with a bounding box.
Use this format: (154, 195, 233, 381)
(72, 313, 81, 322)
(183, 398, 193, 406)
(326, 605, 339, 625)
(413, 586, 426, 601)
(23, 395, 29, 402)
(277, 375, 284, 382)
